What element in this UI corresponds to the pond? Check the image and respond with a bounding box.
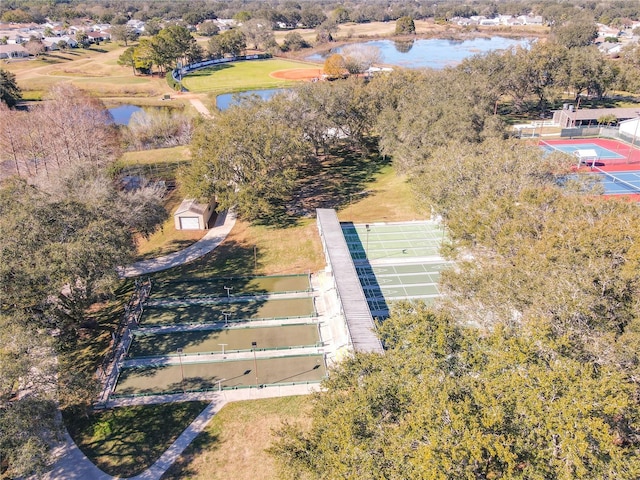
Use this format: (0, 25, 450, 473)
(108, 104, 143, 125)
(216, 88, 282, 111)
(307, 36, 533, 69)
(108, 105, 175, 125)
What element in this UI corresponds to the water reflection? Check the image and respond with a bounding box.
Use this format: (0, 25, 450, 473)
(393, 39, 415, 54)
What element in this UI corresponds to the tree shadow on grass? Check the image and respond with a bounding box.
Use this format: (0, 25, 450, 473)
(150, 240, 258, 282)
(64, 401, 211, 478)
(289, 140, 389, 216)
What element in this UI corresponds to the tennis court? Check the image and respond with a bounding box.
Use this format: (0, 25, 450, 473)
(128, 324, 319, 358)
(114, 354, 326, 396)
(150, 274, 310, 299)
(541, 141, 624, 159)
(342, 222, 448, 317)
(541, 138, 640, 166)
(342, 222, 444, 261)
(586, 169, 640, 194)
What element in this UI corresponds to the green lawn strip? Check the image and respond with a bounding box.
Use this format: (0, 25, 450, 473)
(149, 217, 324, 282)
(162, 396, 311, 480)
(129, 324, 319, 357)
(151, 274, 310, 299)
(181, 59, 316, 94)
(64, 401, 209, 478)
(115, 355, 326, 395)
(141, 297, 316, 325)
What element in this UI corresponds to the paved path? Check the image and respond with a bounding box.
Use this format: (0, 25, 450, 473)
(120, 210, 236, 277)
(188, 97, 213, 117)
(43, 385, 318, 480)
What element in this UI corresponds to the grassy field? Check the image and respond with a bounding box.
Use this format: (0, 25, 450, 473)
(4, 42, 174, 100)
(141, 298, 316, 325)
(64, 401, 210, 478)
(181, 58, 319, 94)
(162, 396, 312, 480)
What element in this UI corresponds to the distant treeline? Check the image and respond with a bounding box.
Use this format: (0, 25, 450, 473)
(3, 0, 640, 28)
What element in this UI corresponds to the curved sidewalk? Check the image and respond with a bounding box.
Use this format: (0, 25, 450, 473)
(120, 210, 236, 278)
(43, 385, 318, 480)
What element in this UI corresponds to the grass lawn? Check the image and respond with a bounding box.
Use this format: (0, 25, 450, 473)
(162, 396, 311, 480)
(338, 163, 420, 222)
(181, 58, 319, 94)
(64, 401, 210, 478)
(5, 42, 173, 100)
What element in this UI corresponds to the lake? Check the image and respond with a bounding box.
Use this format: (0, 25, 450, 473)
(307, 36, 532, 69)
(216, 88, 283, 110)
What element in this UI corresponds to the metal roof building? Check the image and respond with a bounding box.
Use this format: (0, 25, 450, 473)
(316, 209, 384, 354)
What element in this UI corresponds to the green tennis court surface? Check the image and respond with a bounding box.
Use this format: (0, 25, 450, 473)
(342, 222, 444, 261)
(150, 274, 310, 299)
(140, 297, 315, 325)
(341, 222, 449, 317)
(114, 355, 326, 396)
(129, 324, 319, 357)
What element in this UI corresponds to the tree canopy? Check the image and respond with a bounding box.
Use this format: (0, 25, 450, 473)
(0, 68, 21, 108)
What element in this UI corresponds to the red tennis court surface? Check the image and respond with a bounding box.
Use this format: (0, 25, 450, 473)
(541, 138, 640, 171)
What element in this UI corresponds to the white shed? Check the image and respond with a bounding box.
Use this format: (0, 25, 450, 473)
(619, 117, 640, 141)
(174, 198, 216, 230)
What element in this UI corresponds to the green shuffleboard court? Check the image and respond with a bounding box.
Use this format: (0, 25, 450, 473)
(140, 297, 315, 326)
(114, 355, 326, 396)
(129, 324, 319, 357)
(150, 274, 310, 299)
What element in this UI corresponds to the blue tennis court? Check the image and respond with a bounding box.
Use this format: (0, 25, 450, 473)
(542, 142, 625, 159)
(589, 169, 640, 194)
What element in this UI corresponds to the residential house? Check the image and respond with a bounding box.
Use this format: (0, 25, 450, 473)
(0, 43, 29, 58)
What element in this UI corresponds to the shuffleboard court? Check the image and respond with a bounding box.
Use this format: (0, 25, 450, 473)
(140, 297, 316, 326)
(114, 355, 326, 395)
(150, 274, 310, 299)
(128, 324, 319, 357)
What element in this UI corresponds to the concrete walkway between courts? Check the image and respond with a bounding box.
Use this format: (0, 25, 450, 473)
(120, 210, 236, 278)
(43, 385, 318, 480)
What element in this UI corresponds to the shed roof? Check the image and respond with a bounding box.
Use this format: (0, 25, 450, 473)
(175, 198, 210, 216)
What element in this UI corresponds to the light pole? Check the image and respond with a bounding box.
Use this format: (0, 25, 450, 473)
(251, 341, 258, 386)
(224, 286, 232, 300)
(176, 348, 185, 393)
(215, 378, 226, 392)
(365, 224, 371, 257)
(223, 311, 230, 327)
(218, 343, 228, 355)
(254, 245, 257, 271)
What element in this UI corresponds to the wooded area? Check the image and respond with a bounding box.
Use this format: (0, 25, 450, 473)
(2, 0, 640, 476)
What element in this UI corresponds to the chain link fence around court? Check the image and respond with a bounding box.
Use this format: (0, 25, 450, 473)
(561, 126, 639, 145)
